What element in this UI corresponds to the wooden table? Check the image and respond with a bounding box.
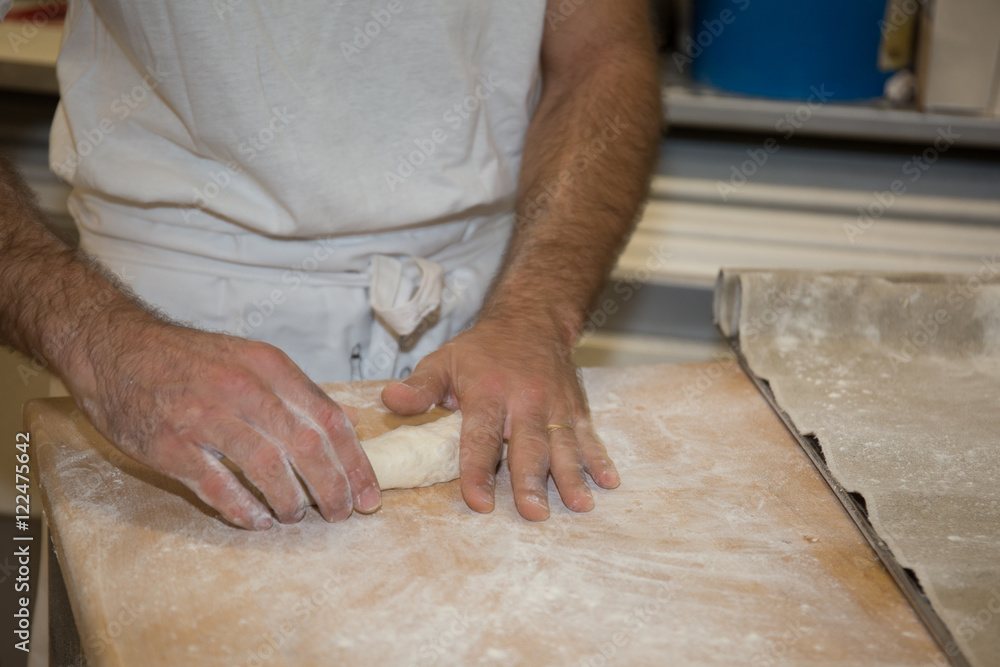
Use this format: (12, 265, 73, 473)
(26, 363, 945, 666)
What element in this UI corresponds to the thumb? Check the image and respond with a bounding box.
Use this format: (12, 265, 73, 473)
(381, 353, 451, 416)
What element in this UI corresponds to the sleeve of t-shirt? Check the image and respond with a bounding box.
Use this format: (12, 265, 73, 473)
(0, 1, 13, 21)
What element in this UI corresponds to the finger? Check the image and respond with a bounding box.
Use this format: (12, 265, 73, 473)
(207, 419, 310, 524)
(283, 421, 355, 522)
(381, 353, 451, 416)
(548, 424, 595, 512)
(576, 420, 620, 489)
(244, 342, 381, 513)
(243, 394, 354, 522)
(165, 441, 274, 531)
(508, 414, 551, 521)
(458, 395, 506, 514)
(283, 382, 381, 514)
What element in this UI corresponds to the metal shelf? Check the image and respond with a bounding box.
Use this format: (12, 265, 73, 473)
(663, 74, 1000, 149)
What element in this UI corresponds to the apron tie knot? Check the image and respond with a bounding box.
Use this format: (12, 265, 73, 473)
(369, 255, 445, 337)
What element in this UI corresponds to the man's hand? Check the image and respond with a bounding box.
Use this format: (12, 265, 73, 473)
(382, 317, 619, 521)
(1, 153, 380, 530)
(383, 0, 658, 520)
(65, 315, 381, 530)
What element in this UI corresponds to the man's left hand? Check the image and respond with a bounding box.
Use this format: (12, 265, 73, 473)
(381, 318, 619, 520)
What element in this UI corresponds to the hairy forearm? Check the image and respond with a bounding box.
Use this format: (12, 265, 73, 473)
(0, 154, 157, 388)
(480, 41, 661, 346)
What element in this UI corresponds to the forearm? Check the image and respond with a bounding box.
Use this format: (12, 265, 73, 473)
(0, 154, 157, 389)
(382, 46, 658, 512)
(480, 37, 661, 347)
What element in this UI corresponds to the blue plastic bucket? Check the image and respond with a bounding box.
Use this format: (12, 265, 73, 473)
(687, 0, 891, 101)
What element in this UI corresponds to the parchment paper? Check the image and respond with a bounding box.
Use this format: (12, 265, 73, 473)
(715, 268, 1000, 667)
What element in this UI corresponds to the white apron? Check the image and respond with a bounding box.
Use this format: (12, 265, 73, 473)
(74, 192, 513, 381)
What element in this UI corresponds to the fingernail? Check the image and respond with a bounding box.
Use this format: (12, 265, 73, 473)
(524, 493, 549, 521)
(476, 481, 496, 511)
(527, 492, 547, 507)
(359, 484, 381, 513)
(253, 514, 273, 531)
(292, 506, 307, 523)
(574, 490, 595, 512)
(325, 503, 353, 523)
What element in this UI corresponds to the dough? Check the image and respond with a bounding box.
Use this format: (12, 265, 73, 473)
(361, 411, 464, 490)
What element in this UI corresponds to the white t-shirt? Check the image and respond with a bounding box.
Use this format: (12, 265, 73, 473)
(48, 0, 545, 266)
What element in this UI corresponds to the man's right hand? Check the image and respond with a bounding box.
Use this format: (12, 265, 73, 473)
(64, 313, 382, 530)
(1, 154, 378, 530)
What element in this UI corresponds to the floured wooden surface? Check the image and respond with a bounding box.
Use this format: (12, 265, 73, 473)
(716, 269, 1000, 667)
(27, 363, 944, 666)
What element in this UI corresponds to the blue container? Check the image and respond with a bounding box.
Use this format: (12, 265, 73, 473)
(688, 0, 891, 101)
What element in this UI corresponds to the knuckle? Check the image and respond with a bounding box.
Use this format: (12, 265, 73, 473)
(582, 436, 611, 460)
(291, 427, 327, 460)
(557, 458, 587, 481)
(464, 424, 503, 453)
(577, 425, 605, 449)
(253, 392, 290, 427)
(214, 367, 265, 396)
(468, 394, 505, 420)
(519, 448, 550, 474)
(514, 399, 549, 426)
(189, 466, 245, 513)
(509, 441, 551, 477)
(245, 340, 287, 366)
(316, 477, 353, 519)
(518, 382, 548, 407)
(316, 403, 352, 437)
(247, 445, 288, 481)
(473, 372, 506, 395)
